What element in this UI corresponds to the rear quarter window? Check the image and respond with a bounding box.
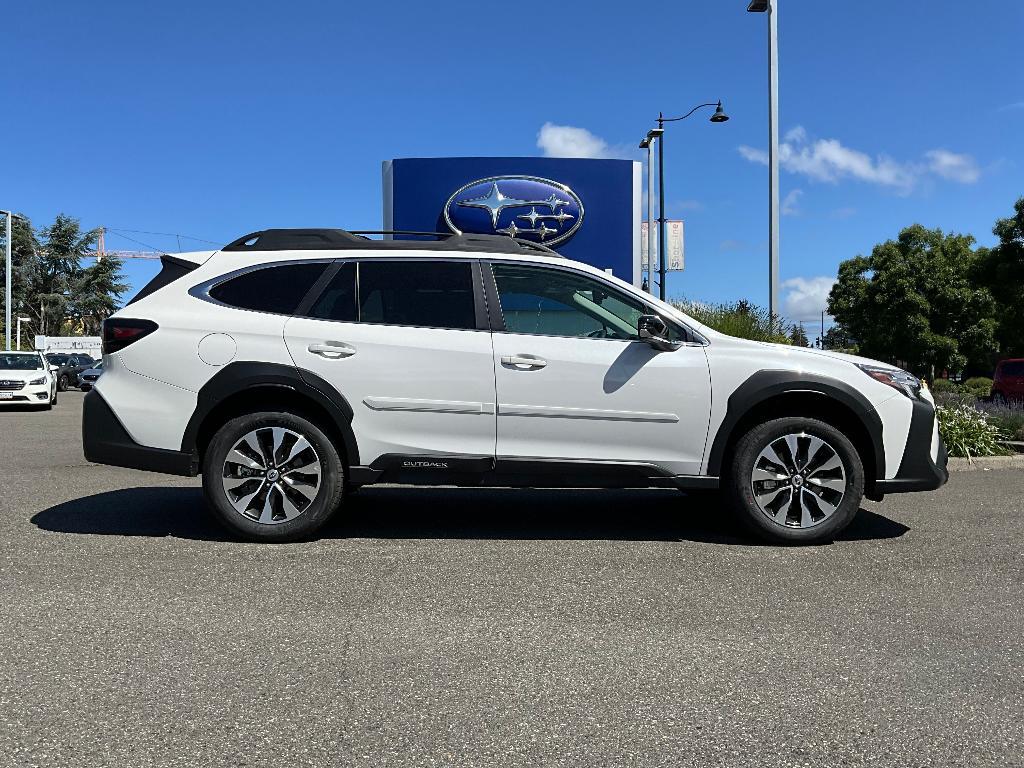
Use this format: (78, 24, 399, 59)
(209, 263, 327, 315)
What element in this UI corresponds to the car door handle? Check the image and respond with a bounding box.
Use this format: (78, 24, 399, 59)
(307, 342, 356, 359)
(501, 354, 547, 369)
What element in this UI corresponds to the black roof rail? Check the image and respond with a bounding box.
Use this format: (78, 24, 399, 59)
(221, 228, 563, 257)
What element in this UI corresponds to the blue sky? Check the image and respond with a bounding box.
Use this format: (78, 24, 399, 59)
(4, 0, 1022, 333)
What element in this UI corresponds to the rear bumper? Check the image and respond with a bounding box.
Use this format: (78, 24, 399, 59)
(82, 390, 197, 476)
(873, 399, 949, 495)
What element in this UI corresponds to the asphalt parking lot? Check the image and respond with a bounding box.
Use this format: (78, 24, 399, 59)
(1, 392, 1022, 767)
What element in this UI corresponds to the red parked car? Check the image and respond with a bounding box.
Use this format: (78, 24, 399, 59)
(991, 359, 1024, 404)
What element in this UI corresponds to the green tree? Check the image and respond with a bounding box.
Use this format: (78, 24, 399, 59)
(790, 324, 810, 347)
(0, 214, 41, 345)
(26, 214, 98, 335)
(69, 255, 129, 334)
(827, 224, 997, 377)
(976, 197, 1024, 357)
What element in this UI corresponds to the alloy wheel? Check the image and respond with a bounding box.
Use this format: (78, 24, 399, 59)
(221, 426, 323, 525)
(750, 432, 847, 529)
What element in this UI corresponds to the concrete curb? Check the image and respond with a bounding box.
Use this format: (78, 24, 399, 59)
(948, 455, 1024, 472)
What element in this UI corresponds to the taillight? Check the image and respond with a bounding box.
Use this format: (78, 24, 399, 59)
(103, 318, 158, 354)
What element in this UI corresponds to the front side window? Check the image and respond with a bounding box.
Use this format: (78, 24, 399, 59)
(491, 263, 647, 340)
(209, 262, 328, 315)
(306, 260, 477, 330)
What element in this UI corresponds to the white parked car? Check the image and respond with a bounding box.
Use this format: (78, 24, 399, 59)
(0, 351, 58, 409)
(83, 229, 948, 543)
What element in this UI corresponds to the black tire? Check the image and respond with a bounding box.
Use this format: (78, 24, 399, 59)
(202, 411, 345, 543)
(727, 417, 864, 545)
(57, 374, 68, 392)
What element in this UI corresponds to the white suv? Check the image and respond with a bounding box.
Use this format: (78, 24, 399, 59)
(83, 229, 948, 543)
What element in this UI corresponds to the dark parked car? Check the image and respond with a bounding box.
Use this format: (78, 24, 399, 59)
(992, 359, 1024, 404)
(45, 353, 97, 391)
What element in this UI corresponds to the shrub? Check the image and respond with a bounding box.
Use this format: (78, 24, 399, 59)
(963, 376, 994, 400)
(936, 404, 1008, 458)
(976, 400, 1024, 443)
(673, 299, 791, 344)
(930, 378, 962, 395)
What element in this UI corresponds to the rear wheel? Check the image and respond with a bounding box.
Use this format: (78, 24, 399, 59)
(202, 411, 344, 542)
(727, 417, 864, 544)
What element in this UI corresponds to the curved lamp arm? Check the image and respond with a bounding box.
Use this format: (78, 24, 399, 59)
(659, 101, 722, 125)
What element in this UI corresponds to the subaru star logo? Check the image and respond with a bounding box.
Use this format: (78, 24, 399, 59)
(443, 175, 584, 246)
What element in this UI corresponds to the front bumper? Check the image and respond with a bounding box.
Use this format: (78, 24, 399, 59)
(873, 398, 949, 495)
(82, 390, 197, 476)
(0, 382, 51, 404)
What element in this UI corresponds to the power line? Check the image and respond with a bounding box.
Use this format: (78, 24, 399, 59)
(104, 228, 222, 246)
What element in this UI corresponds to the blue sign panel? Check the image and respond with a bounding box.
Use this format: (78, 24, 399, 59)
(383, 157, 641, 285)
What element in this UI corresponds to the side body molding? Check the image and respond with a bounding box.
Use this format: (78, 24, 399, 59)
(180, 361, 359, 465)
(705, 370, 886, 479)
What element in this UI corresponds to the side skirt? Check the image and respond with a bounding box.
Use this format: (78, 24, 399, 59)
(347, 455, 719, 491)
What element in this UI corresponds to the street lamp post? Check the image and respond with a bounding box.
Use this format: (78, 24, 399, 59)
(638, 129, 663, 293)
(748, 0, 780, 327)
(652, 101, 729, 301)
(16, 317, 30, 351)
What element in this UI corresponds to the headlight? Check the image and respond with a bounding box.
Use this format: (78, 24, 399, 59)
(28, 376, 46, 386)
(856, 364, 922, 400)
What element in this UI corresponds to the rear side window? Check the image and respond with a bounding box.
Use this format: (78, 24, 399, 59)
(1001, 361, 1024, 376)
(305, 261, 477, 330)
(210, 263, 327, 315)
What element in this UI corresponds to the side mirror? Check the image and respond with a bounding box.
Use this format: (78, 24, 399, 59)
(49, 365, 58, 373)
(638, 314, 680, 351)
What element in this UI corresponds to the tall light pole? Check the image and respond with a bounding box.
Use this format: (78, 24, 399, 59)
(748, 0, 780, 326)
(652, 101, 729, 301)
(638, 129, 663, 293)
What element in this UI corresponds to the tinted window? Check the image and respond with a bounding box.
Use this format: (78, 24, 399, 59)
(1001, 361, 1024, 376)
(356, 261, 476, 329)
(492, 264, 647, 340)
(47, 355, 69, 365)
(307, 262, 357, 322)
(210, 263, 327, 315)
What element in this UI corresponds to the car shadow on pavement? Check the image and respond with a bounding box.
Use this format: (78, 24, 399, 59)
(31, 486, 909, 545)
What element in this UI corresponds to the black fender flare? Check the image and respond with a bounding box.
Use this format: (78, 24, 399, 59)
(705, 370, 886, 480)
(181, 361, 359, 465)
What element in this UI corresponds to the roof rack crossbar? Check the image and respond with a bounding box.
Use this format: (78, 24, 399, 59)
(220, 228, 563, 257)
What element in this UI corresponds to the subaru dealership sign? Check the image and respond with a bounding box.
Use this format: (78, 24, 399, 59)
(383, 157, 642, 285)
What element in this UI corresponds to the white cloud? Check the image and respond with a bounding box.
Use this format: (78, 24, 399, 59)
(737, 126, 981, 193)
(997, 101, 1024, 112)
(925, 149, 981, 183)
(537, 123, 612, 158)
(738, 145, 768, 165)
(782, 276, 835, 322)
(781, 188, 803, 216)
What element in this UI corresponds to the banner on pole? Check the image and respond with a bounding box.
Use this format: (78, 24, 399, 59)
(640, 220, 684, 271)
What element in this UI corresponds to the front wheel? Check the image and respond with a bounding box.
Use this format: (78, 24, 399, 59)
(202, 411, 345, 542)
(57, 374, 68, 392)
(727, 417, 864, 544)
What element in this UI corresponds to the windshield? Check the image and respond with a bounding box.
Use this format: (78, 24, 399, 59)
(47, 354, 69, 365)
(0, 354, 43, 370)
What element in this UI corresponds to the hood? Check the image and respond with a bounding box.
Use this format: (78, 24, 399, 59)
(753, 342, 903, 372)
(0, 370, 46, 382)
